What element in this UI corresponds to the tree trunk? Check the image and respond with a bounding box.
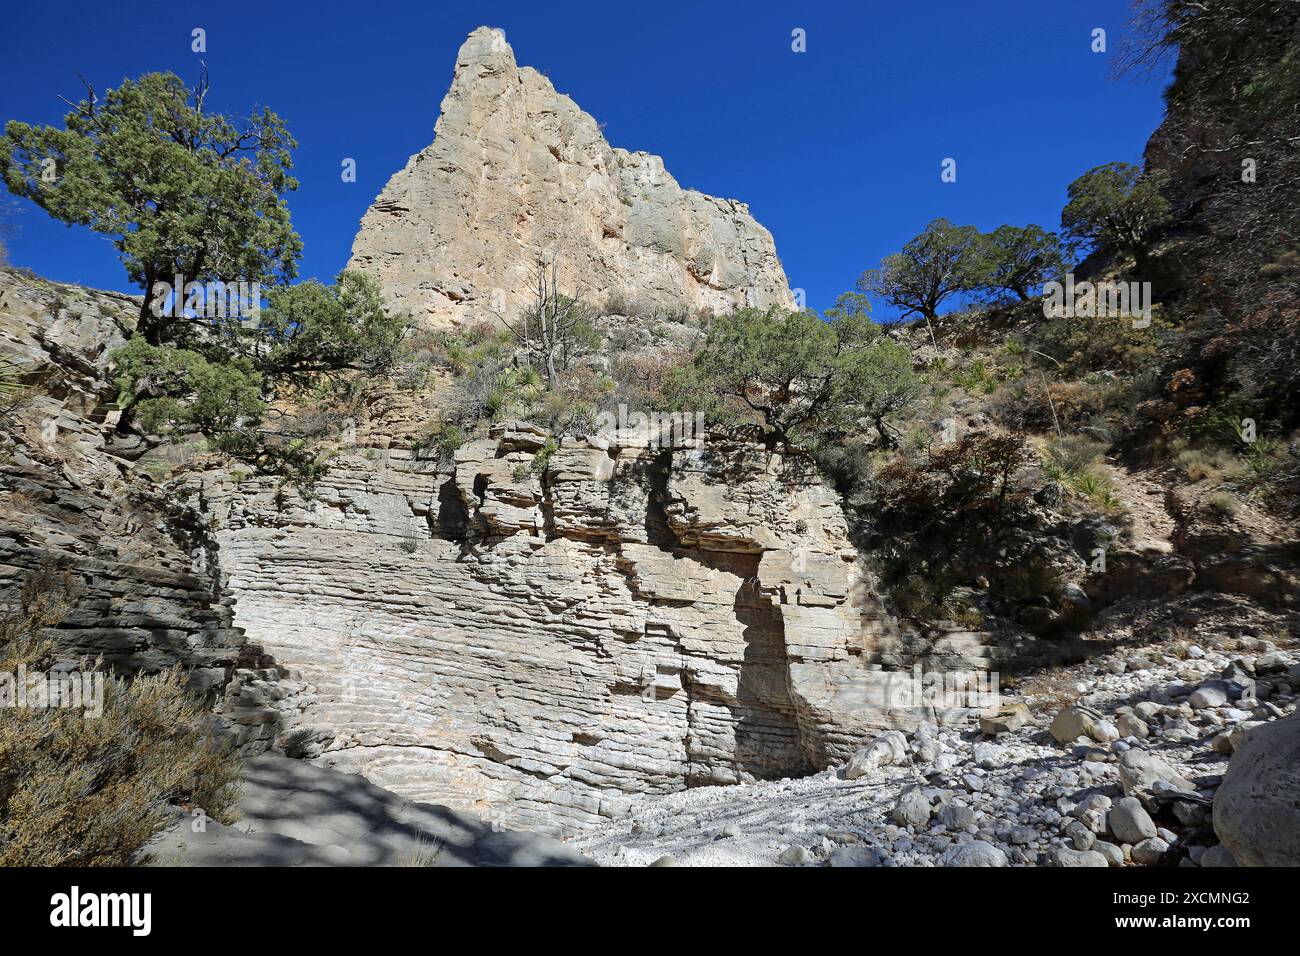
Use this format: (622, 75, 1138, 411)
(923, 312, 939, 350)
(874, 416, 896, 448)
(138, 265, 160, 344)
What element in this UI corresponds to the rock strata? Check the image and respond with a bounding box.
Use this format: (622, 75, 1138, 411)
(0, 270, 301, 750)
(202, 427, 954, 833)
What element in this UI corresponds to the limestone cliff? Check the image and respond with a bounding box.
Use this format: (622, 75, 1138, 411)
(0, 267, 1003, 834)
(348, 27, 795, 328)
(199, 421, 959, 833)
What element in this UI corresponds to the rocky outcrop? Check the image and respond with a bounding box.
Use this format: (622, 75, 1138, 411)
(200, 419, 956, 834)
(0, 269, 1005, 837)
(0, 269, 302, 750)
(348, 27, 795, 328)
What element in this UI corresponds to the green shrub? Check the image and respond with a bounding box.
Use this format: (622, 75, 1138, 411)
(1173, 442, 1235, 483)
(860, 432, 1036, 626)
(950, 358, 1000, 395)
(512, 437, 558, 481)
(889, 569, 980, 627)
(1226, 435, 1300, 514)
(435, 322, 511, 373)
(1041, 437, 1122, 512)
(417, 421, 465, 464)
(1032, 311, 1163, 377)
(1044, 435, 1107, 474)
(691, 294, 917, 449)
(1205, 491, 1240, 516)
(1189, 396, 1257, 446)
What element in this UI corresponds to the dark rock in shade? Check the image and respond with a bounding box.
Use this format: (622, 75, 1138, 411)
(828, 845, 889, 867)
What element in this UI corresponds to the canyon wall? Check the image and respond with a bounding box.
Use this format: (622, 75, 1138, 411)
(201, 420, 949, 833)
(0, 270, 301, 748)
(0, 271, 998, 835)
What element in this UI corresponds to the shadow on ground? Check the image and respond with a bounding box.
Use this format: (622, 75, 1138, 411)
(143, 755, 593, 867)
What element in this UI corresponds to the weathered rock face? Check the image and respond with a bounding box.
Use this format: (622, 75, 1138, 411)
(202, 421, 937, 833)
(0, 270, 303, 750)
(348, 27, 795, 328)
(0, 270, 996, 837)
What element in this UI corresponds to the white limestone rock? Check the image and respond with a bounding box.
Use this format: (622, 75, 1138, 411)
(348, 28, 795, 329)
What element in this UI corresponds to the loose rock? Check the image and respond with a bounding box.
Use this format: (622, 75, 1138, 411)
(937, 841, 1008, 868)
(1110, 797, 1158, 844)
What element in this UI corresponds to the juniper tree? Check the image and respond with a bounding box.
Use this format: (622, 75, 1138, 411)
(2, 72, 413, 485)
(111, 271, 409, 484)
(0, 70, 301, 343)
(1060, 162, 1170, 277)
(974, 224, 1068, 302)
(688, 293, 917, 449)
(857, 219, 984, 346)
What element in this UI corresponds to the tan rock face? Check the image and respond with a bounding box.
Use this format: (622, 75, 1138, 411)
(0, 271, 1010, 837)
(203, 424, 934, 834)
(348, 27, 795, 329)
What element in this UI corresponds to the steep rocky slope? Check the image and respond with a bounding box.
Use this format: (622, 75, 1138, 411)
(0, 268, 998, 836)
(349, 28, 795, 328)
(4, 269, 1297, 862)
(0, 269, 303, 748)
(0, 271, 615, 860)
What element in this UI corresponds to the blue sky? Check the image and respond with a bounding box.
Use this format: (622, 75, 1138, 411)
(0, 0, 1171, 318)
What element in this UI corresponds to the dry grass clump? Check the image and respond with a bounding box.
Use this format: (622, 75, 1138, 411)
(1173, 443, 1236, 484)
(1014, 667, 1083, 714)
(0, 569, 240, 866)
(1041, 436, 1123, 513)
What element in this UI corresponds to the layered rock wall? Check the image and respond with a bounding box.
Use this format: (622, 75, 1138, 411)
(0, 270, 302, 749)
(0, 275, 1024, 837)
(202, 421, 930, 833)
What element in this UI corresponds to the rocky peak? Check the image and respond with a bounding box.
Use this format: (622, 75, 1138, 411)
(348, 27, 795, 328)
